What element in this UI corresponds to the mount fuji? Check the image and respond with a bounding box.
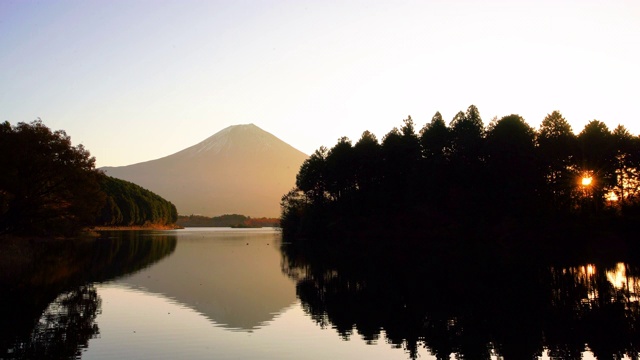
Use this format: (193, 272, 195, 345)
(101, 124, 308, 217)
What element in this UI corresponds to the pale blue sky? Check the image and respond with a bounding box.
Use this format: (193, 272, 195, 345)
(2, 0, 639, 167)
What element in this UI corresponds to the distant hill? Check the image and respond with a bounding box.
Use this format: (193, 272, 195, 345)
(176, 214, 279, 228)
(101, 124, 307, 217)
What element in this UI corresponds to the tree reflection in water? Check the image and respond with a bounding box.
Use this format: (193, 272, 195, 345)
(546, 263, 640, 360)
(281, 241, 640, 360)
(0, 232, 176, 360)
(6, 285, 101, 360)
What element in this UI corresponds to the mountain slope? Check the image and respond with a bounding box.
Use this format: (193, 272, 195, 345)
(101, 124, 307, 217)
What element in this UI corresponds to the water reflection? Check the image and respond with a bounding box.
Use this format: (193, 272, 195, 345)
(547, 262, 640, 360)
(0, 232, 176, 359)
(115, 228, 297, 331)
(281, 241, 640, 360)
(6, 285, 101, 360)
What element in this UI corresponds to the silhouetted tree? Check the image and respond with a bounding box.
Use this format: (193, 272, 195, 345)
(380, 126, 403, 201)
(353, 131, 382, 209)
(296, 147, 328, 204)
(0, 120, 104, 236)
(449, 105, 484, 163)
(577, 121, 615, 213)
(418, 112, 451, 209)
(420, 111, 450, 161)
(325, 137, 356, 201)
(354, 131, 381, 187)
(379, 117, 422, 209)
(400, 116, 422, 165)
(611, 125, 640, 209)
(537, 111, 578, 213)
(440, 106, 486, 219)
(486, 114, 539, 215)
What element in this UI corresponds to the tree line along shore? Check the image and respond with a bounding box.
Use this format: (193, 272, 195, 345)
(0, 120, 178, 237)
(281, 106, 640, 248)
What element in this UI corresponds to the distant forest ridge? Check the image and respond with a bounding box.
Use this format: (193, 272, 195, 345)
(177, 214, 279, 228)
(281, 106, 640, 243)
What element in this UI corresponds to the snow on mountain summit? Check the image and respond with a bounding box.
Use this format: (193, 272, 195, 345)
(178, 124, 285, 158)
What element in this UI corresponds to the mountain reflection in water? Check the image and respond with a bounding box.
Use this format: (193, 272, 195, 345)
(280, 240, 640, 360)
(115, 228, 297, 331)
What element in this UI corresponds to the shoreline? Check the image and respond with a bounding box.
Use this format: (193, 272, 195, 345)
(89, 224, 183, 231)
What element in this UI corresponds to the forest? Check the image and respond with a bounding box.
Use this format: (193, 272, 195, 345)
(281, 106, 640, 246)
(97, 176, 178, 227)
(0, 120, 178, 236)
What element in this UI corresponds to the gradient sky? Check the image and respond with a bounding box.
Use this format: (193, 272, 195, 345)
(2, 0, 639, 167)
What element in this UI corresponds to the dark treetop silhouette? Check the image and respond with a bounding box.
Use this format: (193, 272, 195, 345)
(281, 106, 640, 247)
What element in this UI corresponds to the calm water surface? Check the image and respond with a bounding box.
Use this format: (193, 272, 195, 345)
(84, 228, 414, 359)
(3, 228, 639, 359)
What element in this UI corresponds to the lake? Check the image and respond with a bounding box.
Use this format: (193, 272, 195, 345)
(2, 228, 639, 359)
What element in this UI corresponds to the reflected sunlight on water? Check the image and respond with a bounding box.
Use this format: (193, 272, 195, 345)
(561, 262, 640, 303)
(607, 263, 640, 295)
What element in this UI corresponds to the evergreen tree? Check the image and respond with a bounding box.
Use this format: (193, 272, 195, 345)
(486, 114, 538, 214)
(353, 130, 382, 196)
(326, 137, 355, 201)
(577, 121, 615, 213)
(611, 125, 640, 207)
(420, 112, 450, 161)
(536, 111, 577, 212)
(449, 105, 484, 164)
